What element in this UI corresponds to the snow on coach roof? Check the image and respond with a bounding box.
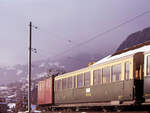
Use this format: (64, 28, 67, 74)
(56, 41, 150, 79)
(93, 43, 150, 66)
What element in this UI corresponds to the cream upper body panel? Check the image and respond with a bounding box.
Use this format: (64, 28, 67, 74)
(55, 53, 134, 81)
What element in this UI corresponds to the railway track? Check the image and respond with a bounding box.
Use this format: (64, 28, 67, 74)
(42, 111, 150, 113)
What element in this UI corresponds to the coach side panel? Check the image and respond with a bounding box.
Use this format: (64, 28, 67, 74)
(54, 56, 134, 104)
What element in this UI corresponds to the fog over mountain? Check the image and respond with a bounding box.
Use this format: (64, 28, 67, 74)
(117, 27, 150, 51)
(1, 27, 150, 85)
(0, 52, 105, 85)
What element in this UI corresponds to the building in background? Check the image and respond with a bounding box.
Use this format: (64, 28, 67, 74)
(0, 97, 7, 113)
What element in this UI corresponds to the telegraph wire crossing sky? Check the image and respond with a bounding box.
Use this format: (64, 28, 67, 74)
(0, 0, 150, 66)
(49, 9, 150, 61)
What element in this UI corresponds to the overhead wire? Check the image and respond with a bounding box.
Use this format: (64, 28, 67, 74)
(47, 9, 150, 61)
(33, 9, 150, 63)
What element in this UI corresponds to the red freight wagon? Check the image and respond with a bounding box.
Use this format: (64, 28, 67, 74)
(37, 80, 45, 105)
(45, 77, 53, 104)
(37, 81, 41, 105)
(37, 76, 54, 105)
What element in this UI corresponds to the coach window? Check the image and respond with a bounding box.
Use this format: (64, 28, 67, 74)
(57, 80, 62, 91)
(66, 78, 68, 89)
(147, 56, 150, 75)
(68, 77, 73, 88)
(103, 67, 110, 84)
(93, 69, 102, 85)
(125, 62, 130, 80)
(74, 76, 76, 88)
(77, 74, 83, 88)
(112, 64, 121, 82)
(84, 72, 91, 87)
(62, 78, 67, 89)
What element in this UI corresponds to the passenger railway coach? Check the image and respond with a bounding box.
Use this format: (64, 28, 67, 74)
(37, 41, 150, 111)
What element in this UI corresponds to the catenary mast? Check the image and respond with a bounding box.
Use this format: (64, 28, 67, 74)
(28, 21, 32, 113)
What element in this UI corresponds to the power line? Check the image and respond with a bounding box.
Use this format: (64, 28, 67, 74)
(33, 27, 80, 59)
(36, 27, 75, 45)
(48, 9, 150, 60)
(70, 9, 150, 49)
(34, 9, 150, 62)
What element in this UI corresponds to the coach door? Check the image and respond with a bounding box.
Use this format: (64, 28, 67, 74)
(134, 52, 144, 101)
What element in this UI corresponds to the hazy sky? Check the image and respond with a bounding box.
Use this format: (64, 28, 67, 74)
(0, 0, 150, 66)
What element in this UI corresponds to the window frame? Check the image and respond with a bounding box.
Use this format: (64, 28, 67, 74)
(84, 71, 91, 87)
(62, 78, 67, 90)
(74, 76, 76, 88)
(112, 63, 121, 82)
(77, 73, 84, 88)
(147, 55, 150, 76)
(125, 61, 130, 80)
(102, 67, 111, 84)
(68, 77, 73, 89)
(93, 69, 102, 85)
(56, 79, 62, 91)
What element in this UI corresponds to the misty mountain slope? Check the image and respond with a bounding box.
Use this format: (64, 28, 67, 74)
(0, 61, 64, 85)
(0, 52, 104, 85)
(56, 52, 104, 72)
(116, 27, 150, 51)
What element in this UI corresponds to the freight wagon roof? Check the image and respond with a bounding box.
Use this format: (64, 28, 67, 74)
(93, 44, 150, 66)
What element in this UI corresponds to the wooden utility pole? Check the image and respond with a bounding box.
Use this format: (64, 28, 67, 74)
(28, 21, 32, 113)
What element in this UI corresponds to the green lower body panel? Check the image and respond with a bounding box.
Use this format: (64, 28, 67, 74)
(55, 80, 134, 104)
(144, 76, 150, 99)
